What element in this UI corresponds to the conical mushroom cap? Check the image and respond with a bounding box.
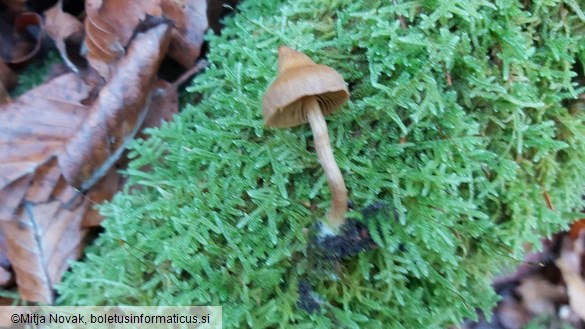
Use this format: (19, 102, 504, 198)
(263, 46, 349, 128)
(277, 46, 316, 73)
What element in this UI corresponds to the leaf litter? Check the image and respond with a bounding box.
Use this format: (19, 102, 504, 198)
(0, 0, 211, 304)
(462, 221, 585, 328)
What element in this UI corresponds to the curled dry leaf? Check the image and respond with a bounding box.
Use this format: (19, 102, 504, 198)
(44, 1, 85, 74)
(58, 19, 173, 190)
(162, 0, 208, 68)
(84, 0, 163, 78)
(0, 12, 44, 64)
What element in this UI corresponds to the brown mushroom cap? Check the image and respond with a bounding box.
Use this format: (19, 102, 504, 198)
(262, 46, 349, 128)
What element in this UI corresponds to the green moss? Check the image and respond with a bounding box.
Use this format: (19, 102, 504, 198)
(57, 0, 585, 328)
(10, 51, 60, 97)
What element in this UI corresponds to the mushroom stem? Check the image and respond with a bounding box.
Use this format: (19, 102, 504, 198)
(304, 95, 348, 231)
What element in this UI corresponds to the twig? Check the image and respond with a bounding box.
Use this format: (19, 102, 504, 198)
(170, 59, 209, 90)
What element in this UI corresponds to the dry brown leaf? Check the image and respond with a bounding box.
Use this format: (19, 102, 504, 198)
(0, 12, 44, 64)
(0, 74, 98, 303)
(142, 79, 179, 130)
(58, 19, 173, 190)
(0, 2, 204, 304)
(555, 232, 585, 321)
(141, 59, 208, 131)
(81, 167, 121, 227)
(44, 1, 85, 74)
(0, 196, 89, 303)
(162, 0, 207, 68)
(0, 73, 92, 220)
(84, 0, 163, 78)
(0, 177, 32, 222)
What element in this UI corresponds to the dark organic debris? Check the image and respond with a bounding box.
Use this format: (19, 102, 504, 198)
(297, 280, 323, 314)
(313, 202, 393, 260)
(297, 202, 394, 312)
(315, 218, 376, 260)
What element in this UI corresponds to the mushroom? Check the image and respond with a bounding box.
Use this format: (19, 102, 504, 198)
(263, 46, 350, 233)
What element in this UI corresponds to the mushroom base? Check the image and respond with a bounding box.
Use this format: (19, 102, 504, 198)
(310, 202, 394, 260)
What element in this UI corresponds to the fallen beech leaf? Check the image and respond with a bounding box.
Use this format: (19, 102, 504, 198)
(84, 0, 162, 78)
(0, 3, 206, 304)
(141, 79, 179, 131)
(162, 0, 208, 68)
(26, 158, 64, 204)
(81, 167, 121, 227)
(0, 74, 100, 303)
(555, 233, 585, 321)
(0, 73, 92, 220)
(58, 20, 173, 190)
(0, 12, 44, 64)
(44, 1, 85, 74)
(0, 198, 88, 303)
(0, 176, 32, 221)
(142, 59, 207, 131)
